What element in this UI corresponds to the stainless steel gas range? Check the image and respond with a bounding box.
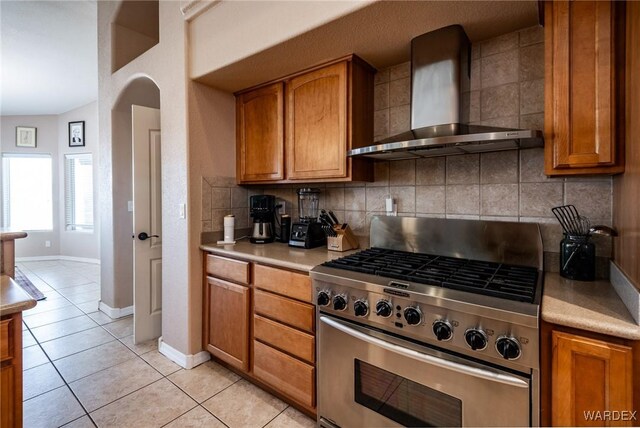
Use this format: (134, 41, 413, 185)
(310, 216, 543, 428)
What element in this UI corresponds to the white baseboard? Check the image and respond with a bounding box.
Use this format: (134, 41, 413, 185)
(158, 337, 210, 369)
(610, 261, 640, 325)
(16, 255, 100, 264)
(98, 301, 133, 319)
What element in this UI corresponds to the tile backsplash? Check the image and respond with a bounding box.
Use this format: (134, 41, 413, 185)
(201, 26, 613, 276)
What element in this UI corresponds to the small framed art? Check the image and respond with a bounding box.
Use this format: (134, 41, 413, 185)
(69, 121, 85, 147)
(16, 126, 37, 148)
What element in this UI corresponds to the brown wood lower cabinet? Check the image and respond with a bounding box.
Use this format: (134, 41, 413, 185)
(204, 254, 316, 416)
(1, 313, 24, 428)
(204, 276, 250, 371)
(542, 322, 638, 427)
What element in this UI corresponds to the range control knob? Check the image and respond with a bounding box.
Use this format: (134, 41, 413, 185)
(403, 306, 422, 325)
(464, 329, 488, 351)
(332, 294, 348, 311)
(354, 300, 369, 317)
(316, 290, 331, 307)
(495, 336, 521, 360)
(375, 300, 392, 318)
(432, 320, 453, 341)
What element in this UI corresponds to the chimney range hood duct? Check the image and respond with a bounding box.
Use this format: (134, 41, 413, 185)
(349, 25, 543, 161)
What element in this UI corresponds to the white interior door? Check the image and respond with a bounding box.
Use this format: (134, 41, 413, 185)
(132, 105, 162, 344)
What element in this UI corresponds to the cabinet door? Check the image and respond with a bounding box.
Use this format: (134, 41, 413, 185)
(206, 276, 250, 371)
(552, 331, 633, 426)
(545, 1, 625, 175)
(1, 365, 16, 427)
(286, 61, 348, 180)
(237, 82, 284, 182)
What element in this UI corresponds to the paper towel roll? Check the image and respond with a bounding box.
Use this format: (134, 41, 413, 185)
(224, 215, 235, 242)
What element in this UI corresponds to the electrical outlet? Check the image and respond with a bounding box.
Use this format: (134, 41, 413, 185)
(45, 240, 51, 248)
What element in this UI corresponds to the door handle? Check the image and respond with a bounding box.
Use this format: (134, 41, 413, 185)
(138, 232, 159, 241)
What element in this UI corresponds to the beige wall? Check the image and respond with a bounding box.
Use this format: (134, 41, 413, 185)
(189, 1, 372, 80)
(187, 81, 236, 353)
(98, 0, 192, 355)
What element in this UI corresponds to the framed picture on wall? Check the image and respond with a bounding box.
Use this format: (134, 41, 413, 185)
(69, 121, 85, 147)
(16, 126, 37, 147)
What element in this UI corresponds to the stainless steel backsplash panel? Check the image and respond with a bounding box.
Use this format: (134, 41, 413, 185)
(370, 216, 543, 270)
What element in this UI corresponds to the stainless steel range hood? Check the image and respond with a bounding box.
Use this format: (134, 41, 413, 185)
(349, 25, 543, 161)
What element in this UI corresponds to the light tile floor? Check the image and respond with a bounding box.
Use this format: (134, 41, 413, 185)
(18, 260, 316, 428)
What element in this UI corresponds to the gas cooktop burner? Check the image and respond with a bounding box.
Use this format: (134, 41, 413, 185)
(323, 247, 538, 303)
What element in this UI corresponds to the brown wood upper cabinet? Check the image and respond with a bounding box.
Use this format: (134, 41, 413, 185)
(235, 56, 374, 184)
(236, 82, 284, 182)
(544, 0, 626, 176)
(286, 62, 348, 180)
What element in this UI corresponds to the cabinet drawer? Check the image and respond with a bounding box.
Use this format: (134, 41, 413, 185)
(254, 315, 315, 364)
(253, 264, 311, 303)
(206, 254, 250, 285)
(0, 319, 13, 362)
(253, 340, 315, 408)
(254, 289, 314, 333)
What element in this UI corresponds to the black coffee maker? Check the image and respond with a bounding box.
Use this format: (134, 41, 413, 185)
(250, 195, 276, 244)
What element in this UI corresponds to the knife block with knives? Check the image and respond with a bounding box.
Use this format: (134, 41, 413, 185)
(326, 224, 359, 252)
(319, 210, 359, 252)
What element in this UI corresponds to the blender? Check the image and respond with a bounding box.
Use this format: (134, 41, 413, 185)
(289, 188, 327, 249)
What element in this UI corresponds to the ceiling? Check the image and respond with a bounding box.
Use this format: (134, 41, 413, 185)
(196, 0, 541, 93)
(1, 0, 98, 116)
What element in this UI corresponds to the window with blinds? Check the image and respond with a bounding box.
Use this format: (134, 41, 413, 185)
(2, 154, 54, 230)
(65, 153, 94, 231)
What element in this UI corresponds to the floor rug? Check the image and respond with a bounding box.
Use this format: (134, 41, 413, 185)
(13, 267, 46, 300)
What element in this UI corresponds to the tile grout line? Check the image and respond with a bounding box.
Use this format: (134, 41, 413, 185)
(23, 260, 313, 428)
(35, 271, 150, 423)
(22, 266, 102, 426)
(261, 405, 290, 428)
(23, 328, 97, 426)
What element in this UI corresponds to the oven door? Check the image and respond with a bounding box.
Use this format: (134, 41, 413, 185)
(318, 315, 531, 427)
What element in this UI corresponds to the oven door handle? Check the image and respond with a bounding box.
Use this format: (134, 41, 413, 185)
(321, 316, 529, 388)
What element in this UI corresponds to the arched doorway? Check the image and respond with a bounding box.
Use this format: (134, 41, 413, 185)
(110, 76, 161, 343)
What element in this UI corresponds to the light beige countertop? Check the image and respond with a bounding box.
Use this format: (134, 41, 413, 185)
(0, 228, 27, 241)
(1, 275, 37, 317)
(542, 272, 640, 340)
(200, 240, 359, 272)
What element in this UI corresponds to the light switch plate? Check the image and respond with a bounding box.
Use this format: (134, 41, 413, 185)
(127, 201, 133, 212)
(179, 203, 186, 219)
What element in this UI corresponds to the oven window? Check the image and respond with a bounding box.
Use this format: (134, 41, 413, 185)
(354, 359, 462, 427)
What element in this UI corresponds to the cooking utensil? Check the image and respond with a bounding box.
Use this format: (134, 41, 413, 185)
(551, 206, 573, 234)
(328, 210, 340, 225)
(576, 215, 591, 236)
(552, 205, 588, 235)
(567, 205, 581, 233)
(320, 217, 336, 236)
(320, 211, 334, 225)
(589, 225, 618, 236)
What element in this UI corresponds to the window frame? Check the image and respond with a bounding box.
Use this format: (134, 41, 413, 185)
(64, 152, 94, 232)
